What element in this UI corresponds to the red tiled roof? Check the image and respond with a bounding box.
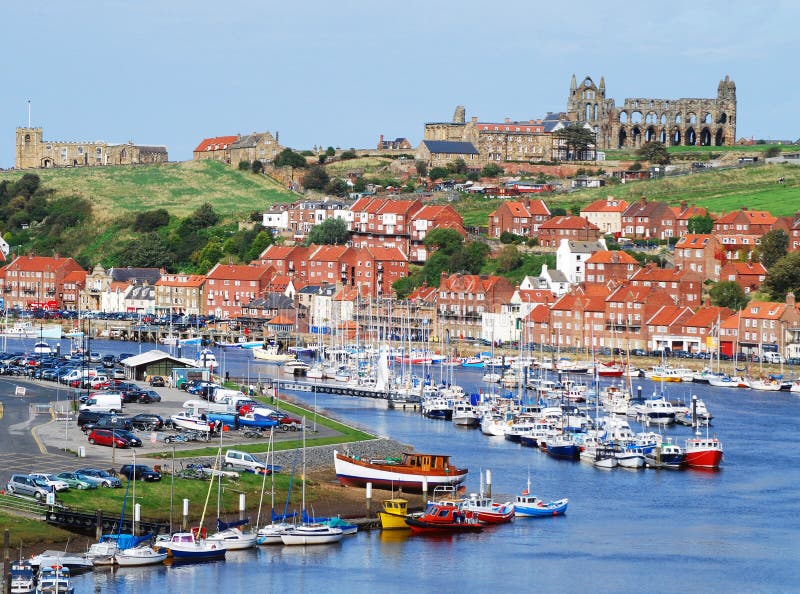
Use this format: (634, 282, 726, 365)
(647, 305, 691, 326)
(193, 136, 238, 153)
(715, 209, 776, 225)
(526, 304, 550, 323)
(266, 315, 294, 326)
(586, 250, 638, 264)
(365, 246, 407, 261)
(723, 261, 767, 275)
(206, 264, 271, 281)
(675, 234, 714, 248)
(676, 205, 709, 221)
(684, 306, 732, 328)
(63, 270, 87, 283)
(539, 216, 598, 231)
(525, 199, 550, 217)
(377, 199, 421, 215)
(311, 245, 350, 260)
(7, 255, 81, 272)
(740, 300, 786, 320)
(517, 289, 555, 304)
(581, 198, 629, 213)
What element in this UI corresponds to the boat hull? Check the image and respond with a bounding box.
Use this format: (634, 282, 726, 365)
(334, 451, 467, 492)
(514, 498, 568, 517)
(685, 450, 723, 468)
(114, 547, 168, 566)
(405, 517, 483, 535)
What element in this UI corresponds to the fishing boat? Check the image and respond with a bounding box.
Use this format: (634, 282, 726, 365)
(544, 434, 580, 460)
(460, 357, 484, 368)
(157, 531, 226, 561)
(647, 365, 683, 382)
(405, 502, 483, 535)
(514, 487, 569, 518)
(645, 441, 686, 469)
(459, 492, 515, 524)
(684, 436, 723, 469)
(333, 450, 468, 492)
(35, 565, 73, 594)
(451, 401, 479, 426)
(10, 560, 35, 594)
(596, 361, 625, 377)
(33, 341, 52, 355)
(614, 445, 646, 469)
(378, 498, 411, 530)
(113, 545, 167, 567)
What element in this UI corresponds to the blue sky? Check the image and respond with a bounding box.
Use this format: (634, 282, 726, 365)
(2, 0, 798, 167)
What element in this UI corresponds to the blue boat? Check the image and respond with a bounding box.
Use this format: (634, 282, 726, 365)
(157, 531, 226, 561)
(514, 492, 569, 517)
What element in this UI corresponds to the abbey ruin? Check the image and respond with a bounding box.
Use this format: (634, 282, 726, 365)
(566, 75, 737, 150)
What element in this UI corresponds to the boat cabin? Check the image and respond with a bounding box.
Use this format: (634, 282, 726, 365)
(400, 452, 454, 471)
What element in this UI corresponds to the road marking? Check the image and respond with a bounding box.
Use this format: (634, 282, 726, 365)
(30, 409, 55, 455)
(0, 403, 3, 420)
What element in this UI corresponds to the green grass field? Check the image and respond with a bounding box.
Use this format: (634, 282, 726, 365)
(324, 156, 393, 176)
(0, 160, 296, 221)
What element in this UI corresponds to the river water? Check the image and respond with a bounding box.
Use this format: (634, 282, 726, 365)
(11, 338, 799, 593)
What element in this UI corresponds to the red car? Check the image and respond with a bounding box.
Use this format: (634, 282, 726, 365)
(87, 429, 130, 448)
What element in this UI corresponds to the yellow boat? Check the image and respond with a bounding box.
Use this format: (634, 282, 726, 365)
(378, 498, 410, 530)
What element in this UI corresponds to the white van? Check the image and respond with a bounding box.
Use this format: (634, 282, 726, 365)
(62, 368, 98, 384)
(224, 450, 266, 473)
(212, 388, 246, 404)
(79, 392, 123, 414)
(763, 352, 784, 364)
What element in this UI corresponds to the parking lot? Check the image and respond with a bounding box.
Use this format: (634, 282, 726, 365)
(1, 376, 332, 490)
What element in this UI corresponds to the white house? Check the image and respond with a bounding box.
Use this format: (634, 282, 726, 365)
(555, 238, 607, 285)
(538, 264, 570, 296)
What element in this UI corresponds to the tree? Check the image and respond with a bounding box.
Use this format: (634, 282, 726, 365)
(757, 229, 789, 269)
(709, 280, 749, 311)
(762, 252, 800, 300)
(125, 233, 174, 269)
(301, 166, 330, 191)
(318, 154, 327, 164)
(446, 158, 467, 175)
(325, 146, 336, 157)
(306, 218, 350, 245)
(428, 167, 448, 181)
(550, 206, 567, 216)
(629, 162, 642, 172)
(188, 203, 219, 229)
(687, 213, 714, 234)
(480, 163, 504, 178)
(450, 240, 490, 274)
(765, 146, 781, 158)
(423, 228, 464, 254)
(251, 160, 263, 174)
(415, 160, 428, 178)
(325, 178, 349, 197)
(133, 208, 170, 232)
(274, 148, 308, 168)
(496, 245, 523, 273)
(637, 141, 670, 165)
(499, 231, 519, 244)
(246, 230, 274, 261)
(340, 149, 357, 160)
(554, 124, 595, 161)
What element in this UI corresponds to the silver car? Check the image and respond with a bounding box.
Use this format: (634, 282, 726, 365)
(6, 474, 51, 500)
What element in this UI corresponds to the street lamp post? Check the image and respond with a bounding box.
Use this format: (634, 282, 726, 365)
(111, 415, 117, 466)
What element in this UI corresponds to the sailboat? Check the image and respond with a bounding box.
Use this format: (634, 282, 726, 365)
(281, 418, 344, 546)
(256, 431, 297, 545)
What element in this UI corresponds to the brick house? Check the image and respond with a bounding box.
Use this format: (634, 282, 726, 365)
(681, 305, 733, 355)
(255, 245, 313, 280)
(523, 304, 551, 346)
(537, 216, 600, 248)
(645, 305, 695, 353)
(621, 198, 677, 239)
(346, 246, 408, 298)
(579, 198, 629, 235)
(719, 261, 767, 293)
(603, 284, 673, 351)
(487, 199, 551, 239)
(674, 202, 711, 236)
(154, 274, 205, 316)
(415, 140, 481, 168)
(584, 250, 640, 285)
(203, 264, 274, 319)
(0, 255, 86, 311)
(437, 273, 515, 341)
(409, 205, 466, 262)
(628, 264, 704, 307)
(720, 297, 800, 357)
(673, 234, 724, 281)
(713, 207, 777, 237)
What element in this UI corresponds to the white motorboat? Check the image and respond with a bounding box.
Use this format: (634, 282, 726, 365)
(29, 551, 93, 573)
(156, 531, 226, 561)
(482, 372, 501, 383)
(282, 359, 310, 375)
(614, 447, 646, 469)
(33, 341, 53, 355)
(253, 345, 297, 363)
(632, 397, 676, 425)
(113, 546, 167, 566)
(206, 524, 257, 550)
(169, 413, 213, 433)
(85, 540, 118, 566)
(451, 401, 480, 426)
(10, 560, 35, 594)
(195, 348, 218, 370)
(480, 413, 509, 437)
(280, 523, 343, 546)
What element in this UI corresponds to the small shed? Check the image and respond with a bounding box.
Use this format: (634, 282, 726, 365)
(120, 349, 198, 381)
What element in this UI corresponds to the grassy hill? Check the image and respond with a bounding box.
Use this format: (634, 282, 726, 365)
(0, 160, 296, 221)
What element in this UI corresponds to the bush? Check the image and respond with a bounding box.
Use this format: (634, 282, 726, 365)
(133, 208, 170, 232)
(251, 160, 263, 174)
(238, 160, 250, 171)
(765, 146, 781, 158)
(499, 231, 518, 244)
(340, 150, 357, 160)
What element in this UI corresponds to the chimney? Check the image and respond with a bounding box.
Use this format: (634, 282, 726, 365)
(680, 200, 687, 210)
(471, 117, 477, 123)
(640, 196, 646, 206)
(787, 292, 796, 307)
(505, 118, 511, 124)
(705, 297, 711, 307)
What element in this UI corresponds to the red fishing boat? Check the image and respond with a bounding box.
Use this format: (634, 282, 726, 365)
(684, 436, 723, 469)
(596, 361, 625, 377)
(405, 503, 483, 535)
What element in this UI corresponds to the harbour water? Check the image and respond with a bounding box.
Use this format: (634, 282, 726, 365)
(10, 338, 800, 593)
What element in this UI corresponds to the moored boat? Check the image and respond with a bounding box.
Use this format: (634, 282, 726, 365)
(460, 492, 515, 524)
(35, 565, 73, 594)
(206, 519, 257, 550)
(514, 489, 569, 518)
(10, 560, 35, 594)
(113, 545, 167, 567)
(280, 523, 344, 546)
(645, 441, 686, 469)
(405, 502, 483, 535)
(684, 436, 723, 469)
(334, 450, 468, 492)
(378, 498, 411, 530)
(157, 531, 226, 561)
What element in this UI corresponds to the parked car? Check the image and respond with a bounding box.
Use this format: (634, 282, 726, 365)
(28, 473, 70, 492)
(223, 450, 267, 473)
(87, 429, 130, 448)
(138, 390, 162, 404)
(6, 474, 51, 500)
(267, 412, 303, 431)
(118, 464, 161, 482)
(75, 468, 122, 488)
(148, 375, 165, 387)
(101, 355, 116, 368)
(112, 368, 126, 379)
(111, 430, 143, 447)
(82, 416, 133, 433)
(129, 413, 166, 431)
(76, 410, 111, 428)
(54, 472, 97, 490)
